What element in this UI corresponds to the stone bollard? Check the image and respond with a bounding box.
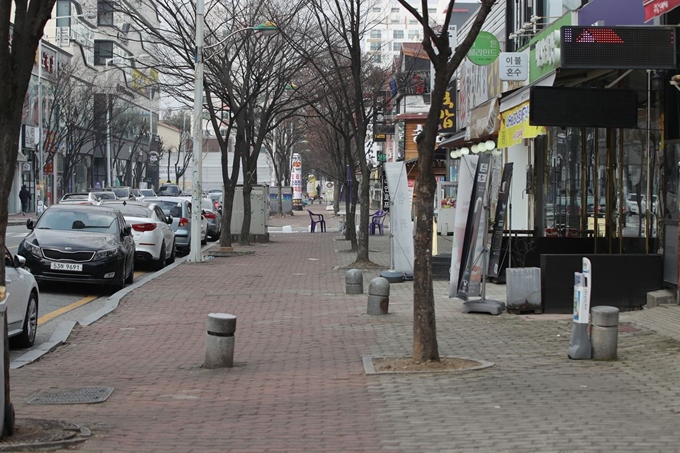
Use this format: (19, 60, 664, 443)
(204, 313, 236, 369)
(346, 269, 363, 294)
(367, 277, 390, 315)
(591, 306, 619, 360)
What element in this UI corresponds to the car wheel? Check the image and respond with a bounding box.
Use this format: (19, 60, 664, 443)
(154, 241, 167, 271)
(167, 240, 176, 264)
(201, 231, 207, 246)
(12, 291, 38, 348)
(125, 261, 135, 284)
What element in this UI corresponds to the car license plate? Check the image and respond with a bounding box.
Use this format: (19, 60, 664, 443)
(50, 262, 83, 271)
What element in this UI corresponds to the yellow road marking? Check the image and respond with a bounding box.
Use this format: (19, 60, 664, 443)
(38, 295, 98, 325)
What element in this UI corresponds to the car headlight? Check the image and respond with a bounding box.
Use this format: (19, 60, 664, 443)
(23, 241, 41, 258)
(94, 248, 119, 260)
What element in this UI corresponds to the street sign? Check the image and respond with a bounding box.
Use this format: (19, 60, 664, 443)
(499, 52, 528, 81)
(467, 31, 500, 66)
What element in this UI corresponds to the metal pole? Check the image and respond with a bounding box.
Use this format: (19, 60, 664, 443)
(645, 70, 652, 253)
(38, 39, 44, 211)
(189, 0, 205, 262)
(106, 58, 112, 188)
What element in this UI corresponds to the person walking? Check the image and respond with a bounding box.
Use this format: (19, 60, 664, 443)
(19, 185, 30, 215)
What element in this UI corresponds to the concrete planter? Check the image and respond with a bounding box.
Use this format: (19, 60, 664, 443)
(506, 267, 542, 313)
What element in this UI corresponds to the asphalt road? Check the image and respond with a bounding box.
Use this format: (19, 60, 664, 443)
(5, 224, 157, 361)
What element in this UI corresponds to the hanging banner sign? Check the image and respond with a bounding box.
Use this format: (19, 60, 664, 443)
(488, 163, 513, 277)
(291, 153, 303, 208)
(498, 101, 546, 148)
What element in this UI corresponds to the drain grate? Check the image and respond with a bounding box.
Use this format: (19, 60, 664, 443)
(27, 387, 114, 405)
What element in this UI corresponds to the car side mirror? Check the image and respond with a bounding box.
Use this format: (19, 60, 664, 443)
(13, 254, 26, 268)
(26, 219, 34, 230)
(166, 215, 173, 224)
(122, 225, 132, 236)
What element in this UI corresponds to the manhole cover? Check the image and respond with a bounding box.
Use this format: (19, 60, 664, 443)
(27, 387, 114, 405)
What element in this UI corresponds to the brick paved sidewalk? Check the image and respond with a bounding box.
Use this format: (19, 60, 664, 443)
(7, 230, 680, 452)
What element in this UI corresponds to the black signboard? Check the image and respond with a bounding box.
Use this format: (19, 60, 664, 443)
(488, 163, 513, 278)
(529, 86, 638, 129)
(561, 26, 677, 70)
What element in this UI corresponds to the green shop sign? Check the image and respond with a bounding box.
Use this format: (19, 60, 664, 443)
(467, 32, 500, 66)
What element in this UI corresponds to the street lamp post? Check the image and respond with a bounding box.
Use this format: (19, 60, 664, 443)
(188, 16, 278, 262)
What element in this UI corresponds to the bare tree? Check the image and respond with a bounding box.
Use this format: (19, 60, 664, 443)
(41, 63, 100, 194)
(397, 0, 496, 361)
(263, 116, 305, 216)
(0, 0, 59, 436)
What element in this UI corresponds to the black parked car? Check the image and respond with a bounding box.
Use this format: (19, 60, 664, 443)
(18, 205, 136, 291)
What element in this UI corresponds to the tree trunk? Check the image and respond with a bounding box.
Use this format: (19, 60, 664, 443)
(240, 182, 253, 245)
(277, 183, 283, 216)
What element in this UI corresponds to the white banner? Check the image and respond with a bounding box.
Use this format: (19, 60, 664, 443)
(291, 153, 302, 201)
(449, 155, 478, 297)
(384, 162, 414, 274)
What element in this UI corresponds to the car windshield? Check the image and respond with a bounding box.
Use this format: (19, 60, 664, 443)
(92, 192, 116, 200)
(202, 199, 214, 210)
(155, 200, 185, 217)
(36, 210, 118, 233)
(132, 189, 141, 196)
(62, 194, 88, 201)
(158, 185, 180, 195)
(111, 188, 130, 198)
(140, 189, 155, 197)
(111, 205, 152, 218)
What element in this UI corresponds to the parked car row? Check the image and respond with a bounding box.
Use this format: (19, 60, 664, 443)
(17, 196, 215, 293)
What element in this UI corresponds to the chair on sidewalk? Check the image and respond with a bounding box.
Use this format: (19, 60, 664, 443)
(370, 210, 387, 236)
(308, 210, 326, 233)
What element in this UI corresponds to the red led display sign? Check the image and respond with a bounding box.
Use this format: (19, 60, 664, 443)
(561, 26, 677, 70)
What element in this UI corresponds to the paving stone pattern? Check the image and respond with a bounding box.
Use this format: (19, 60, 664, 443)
(7, 210, 680, 452)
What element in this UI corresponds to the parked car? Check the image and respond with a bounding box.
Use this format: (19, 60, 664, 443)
(201, 197, 222, 240)
(626, 194, 641, 215)
(101, 200, 176, 270)
(18, 204, 136, 291)
(144, 197, 207, 254)
(90, 191, 117, 201)
(157, 184, 183, 197)
(4, 247, 39, 347)
(59, 193, 101, 205)
(139, 189, 156, 198)
(104, 186, 136, 200)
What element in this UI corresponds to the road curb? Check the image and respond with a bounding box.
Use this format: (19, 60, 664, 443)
(9, 244, 212, 368)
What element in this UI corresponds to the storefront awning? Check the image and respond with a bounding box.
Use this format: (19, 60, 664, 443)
(466, 98, 499, 141)
(644, 0, 680, 22)
(438, 130, 467, 148)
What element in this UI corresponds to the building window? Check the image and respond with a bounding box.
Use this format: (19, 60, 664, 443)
(390, 17, 400, 23)
(370, 30, 381, 39)
(393, 42, 401, 51)
(370, 42, 381, 51)
(393, 30, 404, 39)
(408, 30, 419, 40)
(94, 40, 113, 65)
(371, 54, 381, 63)
(409, 19, 418, 24)
(428, 8, 437, 14)
(98, 0, 114, 26)
(372, 6, 381, 12)
(391, 7, 399, 13)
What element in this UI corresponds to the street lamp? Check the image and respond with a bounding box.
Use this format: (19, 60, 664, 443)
(188, 6, 278, 263)
(105, 54, 149, 188)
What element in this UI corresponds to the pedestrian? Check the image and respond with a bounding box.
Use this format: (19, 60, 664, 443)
(316, 183, 322, 203)
(19, 185, 30, 216)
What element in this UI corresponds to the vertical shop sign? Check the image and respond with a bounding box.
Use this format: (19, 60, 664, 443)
(488, 163, 513, 277)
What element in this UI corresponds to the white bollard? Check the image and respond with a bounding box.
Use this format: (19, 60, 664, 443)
(204, 313, 236, 369)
